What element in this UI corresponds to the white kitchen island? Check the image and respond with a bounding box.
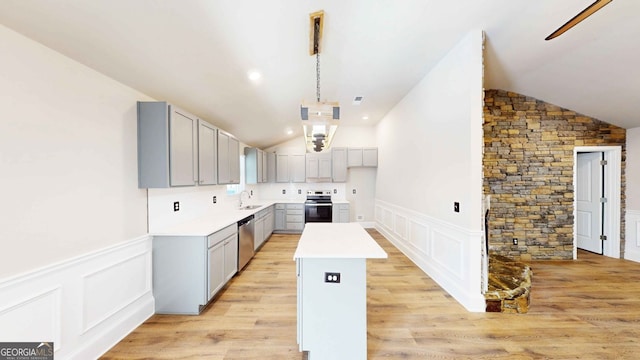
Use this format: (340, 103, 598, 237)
(294, 223, 387, 360)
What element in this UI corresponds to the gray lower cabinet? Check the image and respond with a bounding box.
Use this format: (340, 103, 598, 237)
(332, 203, 350, 223)
(273, 203, 304, 232)
(274, 203, 304, 233)
(275, 204, 286, 230)
(286, 204, 305, 231)
(137, 101, 198, 188)
(254, 205, 275, 250)
(153, 223, 238, 315)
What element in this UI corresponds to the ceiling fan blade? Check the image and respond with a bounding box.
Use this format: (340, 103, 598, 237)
(545, 0, 613, 40)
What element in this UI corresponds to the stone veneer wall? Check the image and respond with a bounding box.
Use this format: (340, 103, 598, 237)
(483, 89, 626, 260)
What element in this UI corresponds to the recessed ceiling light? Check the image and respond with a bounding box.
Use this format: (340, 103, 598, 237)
(286, 128, 294, 135)
(362, 115, 369, 120)
(247, 70, 262, 82)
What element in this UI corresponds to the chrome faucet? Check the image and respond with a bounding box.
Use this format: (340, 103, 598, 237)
(239, 190, 250, 208)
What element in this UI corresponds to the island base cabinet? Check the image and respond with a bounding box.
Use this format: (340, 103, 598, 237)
(297, 257, 367, 360)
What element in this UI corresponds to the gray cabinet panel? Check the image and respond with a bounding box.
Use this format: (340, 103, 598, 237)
(198, 120, 217, 185)
(332, 147, 347, 182)
(276, 154, 289, 182)
(229, 137, 240, 183)
(290, 154, 306, 183)
(245, 147, 266, 184)
(170, 109, 198, 186)
(217, 131, 230, 184)
(137, 101, 197, 188)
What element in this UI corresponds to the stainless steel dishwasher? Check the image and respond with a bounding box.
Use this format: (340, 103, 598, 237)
(237, 215, 255, 271)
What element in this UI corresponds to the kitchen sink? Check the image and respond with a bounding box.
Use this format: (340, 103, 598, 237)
(240, 204, 263, 210)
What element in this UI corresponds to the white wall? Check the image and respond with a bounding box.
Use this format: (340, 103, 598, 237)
(374, 30, 485, 311)
(627, 128, 640, 210)
(0, 24, 153, 358)
(625, 127, 640, 262)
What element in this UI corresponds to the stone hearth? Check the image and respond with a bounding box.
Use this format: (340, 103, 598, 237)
(485, 255, 532, 313)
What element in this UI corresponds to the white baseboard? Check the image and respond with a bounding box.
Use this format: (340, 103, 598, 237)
(374, 199, 485, 312)
(358, 221, 376, 228)
(0, 235, 154, 359)
(625, 210, 640, 263)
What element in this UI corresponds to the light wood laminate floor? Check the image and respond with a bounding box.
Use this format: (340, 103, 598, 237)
(102, 230, 640, 359)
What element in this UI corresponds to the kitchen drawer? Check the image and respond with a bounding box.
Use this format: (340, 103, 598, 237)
(286, 214, 303, 223)
(286, 209, 304, 216)
(208, 223, 238, 248)
(286, 222, 304, 231)
(287, 204, 304, 210)
(275, 203, 286, 210)
(256, 209, 268, 219)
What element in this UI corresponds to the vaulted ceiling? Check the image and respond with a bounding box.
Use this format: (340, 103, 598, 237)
(1, 1, 638, 148)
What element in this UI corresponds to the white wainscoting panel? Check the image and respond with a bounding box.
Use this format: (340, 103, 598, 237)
(375, 199, 485, 312)
(82, 251, 151, 333)
(0, 235, 154, 359)
(0, 287, 61, 350)
(625, 210, 640, 263)
(431, 229, 464, 280)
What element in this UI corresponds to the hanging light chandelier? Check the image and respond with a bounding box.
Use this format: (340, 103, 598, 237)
(301, 10, 339, 153)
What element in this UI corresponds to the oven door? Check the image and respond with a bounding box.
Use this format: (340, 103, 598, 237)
(304, 203, 333, 223)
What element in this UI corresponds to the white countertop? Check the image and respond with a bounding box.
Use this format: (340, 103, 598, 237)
(293, 223, 387, 259)
(151, 199, 350, 237)
(151, 201, 287, 236)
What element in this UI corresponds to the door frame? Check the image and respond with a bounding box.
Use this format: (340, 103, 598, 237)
(573, 146, 622, 259)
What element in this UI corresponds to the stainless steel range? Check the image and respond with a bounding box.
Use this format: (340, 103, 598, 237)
(305, 190, 332, 223)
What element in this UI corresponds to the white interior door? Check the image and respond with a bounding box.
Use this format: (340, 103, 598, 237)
(576, 152, 604, 254)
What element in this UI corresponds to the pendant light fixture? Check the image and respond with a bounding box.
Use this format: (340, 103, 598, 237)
(301, 10, 339, 153)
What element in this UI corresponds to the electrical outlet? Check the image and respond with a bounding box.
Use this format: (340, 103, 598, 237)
(333, 189, 337, 194)
(324, 272, 341, 283)
(173, 201, 180, 212)
(352, 189, 357, 194)
(282, 189, 286, 194)
(454, 202, 460, 213)
(512, 238, 518, 245)
(298, 189, 302, 194)
(250, 190, 253, 196)
(212, 196, 217, 204)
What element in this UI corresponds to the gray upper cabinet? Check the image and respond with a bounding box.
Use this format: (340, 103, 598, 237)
(137, 101, 198, 188)
(198, 120, 217, 185)
(262, 150, 269, 182)
(276, 154, 290, 183)
(290, 154, 306, 183)
(306, 152, 332, 182)
(218, 131, 240, 184)
(229, 137, 240, 183)
(267, 152, 276, 183)
(362, 148, 378, 167)
(332, 147, 347, 182)
(347, 147, 378, 168)
(276, 153, 305, 183)
(245, 147, 267, 184)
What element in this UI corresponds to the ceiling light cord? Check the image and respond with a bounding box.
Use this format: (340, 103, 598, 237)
(316, 52, 321, 103)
